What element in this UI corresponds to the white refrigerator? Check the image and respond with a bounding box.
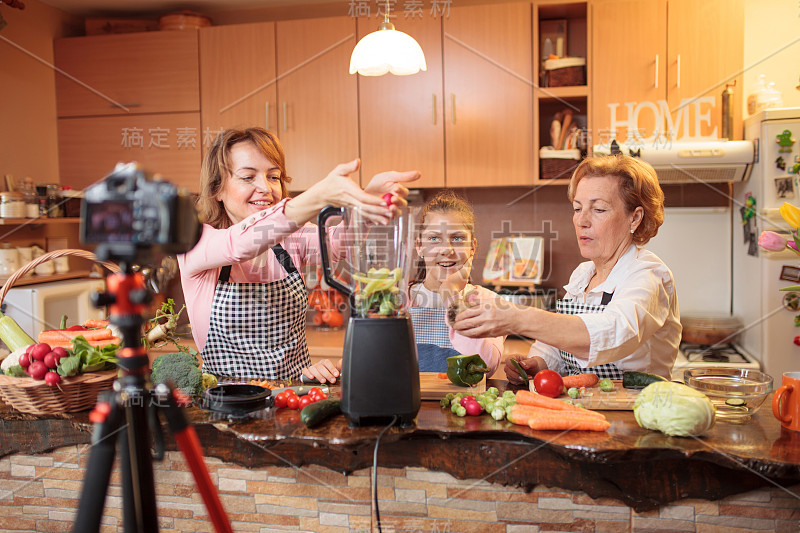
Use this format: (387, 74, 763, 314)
(733, 107, 800, 379)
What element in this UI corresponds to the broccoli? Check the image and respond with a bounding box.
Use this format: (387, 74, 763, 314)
(150, 352, 203, 398)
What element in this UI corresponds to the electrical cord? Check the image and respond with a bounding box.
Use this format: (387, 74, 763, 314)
(372, 415, 398, 533)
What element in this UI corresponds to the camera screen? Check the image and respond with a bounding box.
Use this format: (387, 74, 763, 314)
(83, 201, 135, 243)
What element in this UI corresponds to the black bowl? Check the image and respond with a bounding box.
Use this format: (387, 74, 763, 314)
(200, 384, 271, 414)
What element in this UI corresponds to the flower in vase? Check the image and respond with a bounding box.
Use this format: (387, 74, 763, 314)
(758, 202, 800, 291)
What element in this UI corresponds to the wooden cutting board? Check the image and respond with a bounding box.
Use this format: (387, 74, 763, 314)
(419, 372, 486, 400)
(561, 380, 641, 410)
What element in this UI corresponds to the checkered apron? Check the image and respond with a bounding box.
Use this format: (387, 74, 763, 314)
(409, 307, 455, 350)
(202, 244, 310, 380)
(556, 292, 624, 380)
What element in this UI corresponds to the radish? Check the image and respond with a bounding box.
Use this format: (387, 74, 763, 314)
(464, 401, 483, 417)
(43, 353, 57, 369)
(28, 360, 48, 380)
(50, 346, 68, 363)
(18, 353, 30, 369)
(29, 343, 51, 362)
(44, 371, 61, 387)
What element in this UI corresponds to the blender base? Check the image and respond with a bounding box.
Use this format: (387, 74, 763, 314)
(340, 317, 421, 428)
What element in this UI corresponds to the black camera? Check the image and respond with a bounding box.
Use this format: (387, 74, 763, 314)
(81, 163, 201, 260)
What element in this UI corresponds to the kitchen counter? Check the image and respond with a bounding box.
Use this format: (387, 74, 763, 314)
(307, 327, 533, 378)
(2, 380, 799, 531)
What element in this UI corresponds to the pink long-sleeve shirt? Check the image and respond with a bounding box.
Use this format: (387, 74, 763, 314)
(178, 199, 343, 351)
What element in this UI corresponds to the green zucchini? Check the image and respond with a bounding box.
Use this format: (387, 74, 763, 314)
(622, 371, 667, 389)
(300, 398, 342, 428)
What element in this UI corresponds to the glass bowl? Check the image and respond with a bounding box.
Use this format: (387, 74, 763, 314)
(684, 368, 773, 423)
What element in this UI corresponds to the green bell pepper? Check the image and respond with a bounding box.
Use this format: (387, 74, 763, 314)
(445, 354, 490, 387)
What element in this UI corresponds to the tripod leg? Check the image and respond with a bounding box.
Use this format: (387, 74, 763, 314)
(118, 376, 159, 533)
(156, 384, 233, 533)
(73, 392, 122, 533)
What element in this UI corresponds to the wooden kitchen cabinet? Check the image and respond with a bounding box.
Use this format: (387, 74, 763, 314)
(58, 113, 202, 192)
(443, 2, 534, 187)
(356, 15, 445, 189)
(592, 0, 743, 143)
(199, 22, 278, 138)
(54, 31, 200, 117)
(275, 17, 359, 191)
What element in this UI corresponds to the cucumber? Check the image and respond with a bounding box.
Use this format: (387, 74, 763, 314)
(725, 398, 746, 407)
(300, 398, 342, 428)
(622, 371, 667, 389)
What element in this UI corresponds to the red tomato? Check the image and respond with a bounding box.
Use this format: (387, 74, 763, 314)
(308, 387, 324, 402)
(299, 396, 313, 409)
(274, 391, 289, 408)
(312, 313, 324, 326)
(533, 370, 565, 398)
(286, 395, 300, 410)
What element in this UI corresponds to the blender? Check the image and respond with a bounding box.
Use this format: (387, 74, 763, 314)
(318, 206, 420, 427)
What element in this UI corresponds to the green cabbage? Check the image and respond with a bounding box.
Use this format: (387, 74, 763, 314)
(633, 381, 716, 437)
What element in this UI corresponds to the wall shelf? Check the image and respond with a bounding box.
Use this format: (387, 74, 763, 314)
(0, 270, 95, 288)
(0, 218, 81, 226)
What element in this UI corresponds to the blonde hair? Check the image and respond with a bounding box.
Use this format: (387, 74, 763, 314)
(197, 127, 292, 229)
(568, 155, 665, 245)
(412, 190, 476, 284)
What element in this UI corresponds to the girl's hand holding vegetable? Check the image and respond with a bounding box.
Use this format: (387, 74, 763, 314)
(301, 358, 342, 384)
(439, 256, 473, 308)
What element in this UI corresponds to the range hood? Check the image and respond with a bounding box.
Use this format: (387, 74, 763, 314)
(592, 140, 754, 183)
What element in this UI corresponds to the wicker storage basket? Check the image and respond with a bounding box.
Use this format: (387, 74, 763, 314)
(0, 249, 120, 414)
(540, 148, 581, 180)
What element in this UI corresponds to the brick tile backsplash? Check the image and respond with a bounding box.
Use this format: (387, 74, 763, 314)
(0, 447, 798, 532)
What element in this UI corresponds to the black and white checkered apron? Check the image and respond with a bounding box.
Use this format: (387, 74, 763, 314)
(409, 307, 455, 350)
(202, 244, 310, 380)
(556, 291, 624, 380)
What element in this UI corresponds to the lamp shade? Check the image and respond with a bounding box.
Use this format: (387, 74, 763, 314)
(349, 28, 427, 76)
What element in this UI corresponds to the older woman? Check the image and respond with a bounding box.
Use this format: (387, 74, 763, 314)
(178, 127, 419, 383)
(452, 154, 681, 381)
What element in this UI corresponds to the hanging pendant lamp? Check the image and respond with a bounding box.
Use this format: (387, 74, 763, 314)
(349, 0, 427, 76)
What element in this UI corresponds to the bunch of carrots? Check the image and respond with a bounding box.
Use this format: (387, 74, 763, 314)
(37, 319, 121, 350)
(508, 390, 610, 432)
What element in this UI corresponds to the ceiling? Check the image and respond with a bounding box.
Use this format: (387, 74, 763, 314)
(38, 0, 338, 18)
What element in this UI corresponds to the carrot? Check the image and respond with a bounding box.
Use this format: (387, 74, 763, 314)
(437, 372, 448, 379)
(44, 336, 122, 349)
(562, 373, 599, 389)
(38, 328, 114, 343)
(508, 404, 609, 431)
(83, 319, 110, 329)
(515, 389, 605, 415)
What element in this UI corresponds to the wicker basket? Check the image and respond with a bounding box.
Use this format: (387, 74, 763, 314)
(0, 249, 120, 415)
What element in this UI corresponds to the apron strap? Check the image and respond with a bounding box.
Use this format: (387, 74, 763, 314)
(600, 291, 614, 306)
(218, 244, 298, 282)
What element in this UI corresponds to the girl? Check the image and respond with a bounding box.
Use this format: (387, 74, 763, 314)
(408, 191, 504, 374)
(178, 127, 418, 383)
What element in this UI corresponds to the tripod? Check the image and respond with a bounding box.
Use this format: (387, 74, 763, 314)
(73, 250, 231, 533)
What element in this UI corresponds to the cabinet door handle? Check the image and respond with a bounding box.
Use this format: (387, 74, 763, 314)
(432, 94, 437, 125)
(676, 54, 681, 89)
(654, 54, 659, 89)
(110, 103, 140, 109)
(450, 94, 456, 125)
(282, 102, 287, 131)
(265, 102, 270, 130)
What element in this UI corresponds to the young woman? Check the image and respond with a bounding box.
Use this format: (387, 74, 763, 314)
(408, 191, 504, 374)
(178, 127, 419, 383)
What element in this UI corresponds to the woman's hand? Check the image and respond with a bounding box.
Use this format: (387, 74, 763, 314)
(364, 169, 421, 215)
(285, 159, 395, 225)
(451, 294, 523, 338)
(504, 355, 546, 385)
(301, 358, 341, 384)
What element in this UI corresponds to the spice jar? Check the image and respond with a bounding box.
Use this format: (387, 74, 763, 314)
(0, 192, 26, 219)
(46, 185, 63, 218)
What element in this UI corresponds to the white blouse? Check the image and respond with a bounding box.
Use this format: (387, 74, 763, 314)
(529, 244, 681, 379)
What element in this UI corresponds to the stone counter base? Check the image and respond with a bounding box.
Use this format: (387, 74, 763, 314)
(1, 446, 799, 532)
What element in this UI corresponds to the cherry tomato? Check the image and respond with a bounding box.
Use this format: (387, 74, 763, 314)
(286, 395, 300, 410)
(299, 396, 313, 409)
(274, 391, 289, 408)
(308, 387, 324, 402)
(533, 370, 565, 398)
